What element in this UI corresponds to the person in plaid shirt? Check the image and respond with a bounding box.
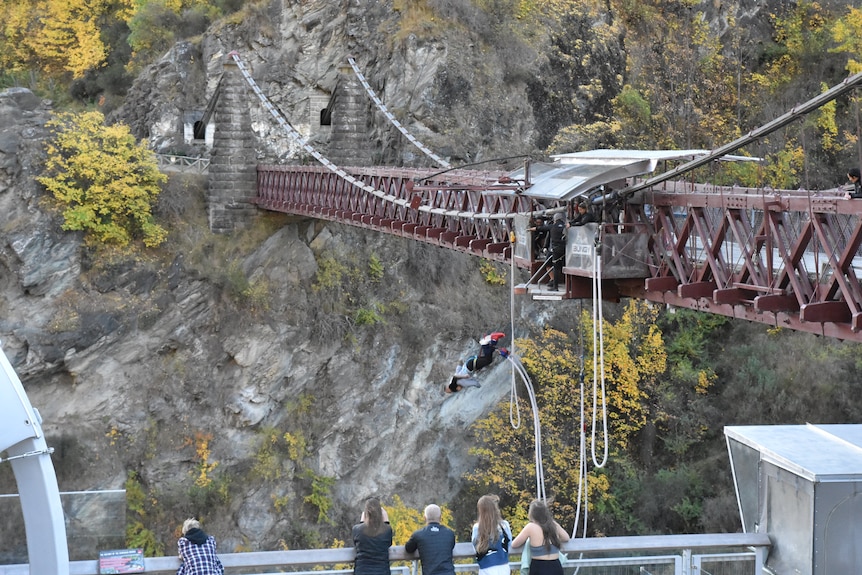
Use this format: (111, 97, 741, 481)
(176, 518, 224, 575)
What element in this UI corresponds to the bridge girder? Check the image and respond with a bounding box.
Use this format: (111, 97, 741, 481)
(257, 165, 862, 341)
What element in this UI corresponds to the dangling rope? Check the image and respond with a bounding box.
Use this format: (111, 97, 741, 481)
(591, 232, 610, 469)
(571, 300, 589, 539)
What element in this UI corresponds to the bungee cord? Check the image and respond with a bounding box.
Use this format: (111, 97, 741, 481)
(504, 353, 547, 502)
(591, 243, 609, 469)
(572, 299, 589, 539)
(504, 230, 544, 500)
(508, 233, 522, 431)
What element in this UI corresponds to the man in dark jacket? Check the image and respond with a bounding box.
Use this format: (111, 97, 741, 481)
(405, 504, 456, 575)
(530, 212, 569, 290)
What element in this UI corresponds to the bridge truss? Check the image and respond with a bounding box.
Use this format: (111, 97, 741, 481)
(615, 182, 862, 340)
(257, 164, 542, 258)
(257, 163, 862, 341)
(232, 50, 862, 340)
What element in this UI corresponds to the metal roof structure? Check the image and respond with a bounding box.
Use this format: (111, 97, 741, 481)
(725, 423, 862, 482)
(510, 149, 759, 202)
(725, 423, 862, 575)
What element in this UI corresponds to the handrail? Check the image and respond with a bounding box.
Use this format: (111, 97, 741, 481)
(155, 154, 210, 174)
(0, 533, 771, 575)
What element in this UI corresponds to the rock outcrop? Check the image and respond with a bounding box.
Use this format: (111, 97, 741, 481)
(0, 85, 561, 557)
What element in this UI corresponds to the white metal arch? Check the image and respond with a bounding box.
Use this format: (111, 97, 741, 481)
(0, 343, 69, 575)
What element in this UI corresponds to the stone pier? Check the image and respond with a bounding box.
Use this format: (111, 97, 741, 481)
(207, 57, 257, 234)
(327, 64, 372, 167)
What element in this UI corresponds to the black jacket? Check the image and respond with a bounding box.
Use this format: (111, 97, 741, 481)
(535, 220, 568, 250)
(571, 210, 597, 226)
(405, 523, 456, 575)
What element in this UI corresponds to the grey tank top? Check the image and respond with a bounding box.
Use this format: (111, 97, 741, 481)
(529, 540, 560, 556)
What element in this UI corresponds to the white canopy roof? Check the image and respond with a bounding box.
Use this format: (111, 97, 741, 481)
(507, 149, 759, 201)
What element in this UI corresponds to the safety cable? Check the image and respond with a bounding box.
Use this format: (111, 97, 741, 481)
(347, 57, 452, 170)
(0, 448, 54, 464)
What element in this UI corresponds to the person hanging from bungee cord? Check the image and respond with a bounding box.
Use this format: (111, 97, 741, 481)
(445, 332, 509, 393)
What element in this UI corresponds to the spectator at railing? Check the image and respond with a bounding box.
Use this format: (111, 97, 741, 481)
(176, 517, 224, 575)
(471, 494, 513, 575)
(405, 504, 456, 575)
(510, 500, 569, 575)
(352, 498, 393, 575)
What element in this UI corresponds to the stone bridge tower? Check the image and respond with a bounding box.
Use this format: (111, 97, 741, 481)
(207, 56, 257, 234)
(327, 63, 372, 167)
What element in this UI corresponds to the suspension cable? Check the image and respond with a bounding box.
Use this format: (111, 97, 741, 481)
(228, 52, 509, 223)
(347, 57, 452, 169)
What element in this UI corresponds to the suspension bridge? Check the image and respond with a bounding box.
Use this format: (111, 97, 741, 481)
(202, 51, 862, 342)
(9, 48, 862, 575)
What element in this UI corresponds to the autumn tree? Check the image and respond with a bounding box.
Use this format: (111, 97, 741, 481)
(38, 110, 168, 248)
(383, 496, 453, 545)
(465, 300, 668, 534)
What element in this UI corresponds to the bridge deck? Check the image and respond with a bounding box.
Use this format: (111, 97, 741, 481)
(256, 163, 862, 341)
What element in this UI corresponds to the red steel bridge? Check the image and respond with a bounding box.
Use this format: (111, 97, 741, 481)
(231, 52, 862, 342)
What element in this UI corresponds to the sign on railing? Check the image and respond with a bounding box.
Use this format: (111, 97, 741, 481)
(97, 549, 144, 574)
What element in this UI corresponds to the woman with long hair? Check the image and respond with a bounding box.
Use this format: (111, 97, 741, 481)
(472, 494, 513, 575)
(510, 499, 570, 575)
(352, 498, 393, 575)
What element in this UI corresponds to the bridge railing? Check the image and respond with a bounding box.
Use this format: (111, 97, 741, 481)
(0, 533, 769, 574)
(155, 154, 210, 174)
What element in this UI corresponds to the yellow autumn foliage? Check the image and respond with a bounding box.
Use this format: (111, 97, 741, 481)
(467, 300, 667, 528)
(38, 110, 167, 248)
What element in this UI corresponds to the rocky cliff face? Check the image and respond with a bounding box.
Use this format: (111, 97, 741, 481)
(2, 0, 787, 560)
(0, 83, 566, 557)
(112, 0, 542, 167)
